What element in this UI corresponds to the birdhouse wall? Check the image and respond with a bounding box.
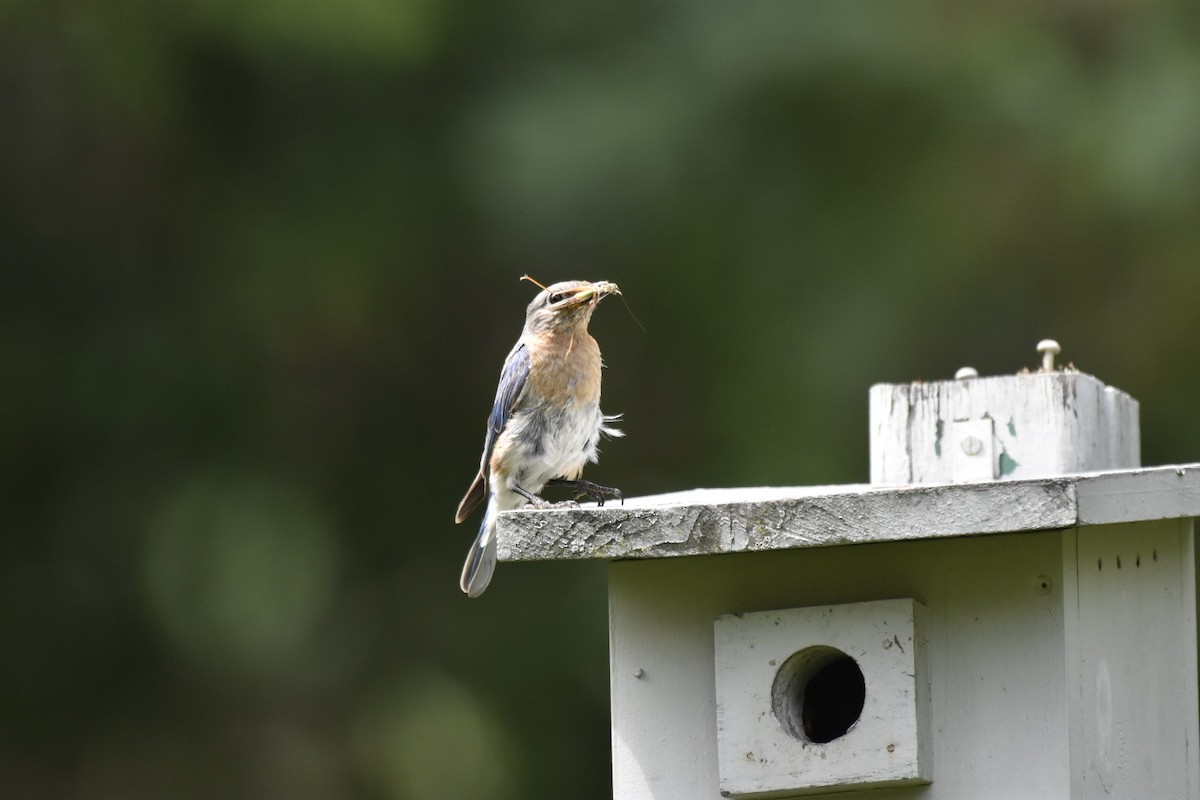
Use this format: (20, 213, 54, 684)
(1062, 519, 1199, 798)
(608, 518, 1197, 799)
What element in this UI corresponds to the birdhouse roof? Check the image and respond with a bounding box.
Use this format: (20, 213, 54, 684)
(497, 464, 1200, 564)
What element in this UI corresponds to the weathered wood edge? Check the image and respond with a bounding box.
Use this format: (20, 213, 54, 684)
(1075, 463, 1200, 525)
(495, 463, 1200, 563)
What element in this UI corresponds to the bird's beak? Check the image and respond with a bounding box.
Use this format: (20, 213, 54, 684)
(563, 281, 620, 308)
(584, 281, 621, 299)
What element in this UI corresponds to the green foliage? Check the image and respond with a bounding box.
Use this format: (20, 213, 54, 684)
(4, 2, 1200, 797)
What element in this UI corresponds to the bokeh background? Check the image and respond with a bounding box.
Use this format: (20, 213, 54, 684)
(4, 2, 1200, 798)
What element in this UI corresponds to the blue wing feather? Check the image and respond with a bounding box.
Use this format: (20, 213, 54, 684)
(484, 343, 531, 465)
(455, 343, 531, 523)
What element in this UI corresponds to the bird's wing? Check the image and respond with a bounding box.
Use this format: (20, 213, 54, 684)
(455, 342, 531, 523)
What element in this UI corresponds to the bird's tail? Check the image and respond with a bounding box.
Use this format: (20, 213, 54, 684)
(460, 504, 498, 598)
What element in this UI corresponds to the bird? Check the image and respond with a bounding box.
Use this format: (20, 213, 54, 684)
(455, 277, 624, 598)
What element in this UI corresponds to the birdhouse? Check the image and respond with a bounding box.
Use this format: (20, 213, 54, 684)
(497, 343, 1200, 799)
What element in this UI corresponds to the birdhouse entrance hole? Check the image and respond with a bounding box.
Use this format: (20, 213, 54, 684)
(771, 645, 866, 744)
(715, 599, 928, 793)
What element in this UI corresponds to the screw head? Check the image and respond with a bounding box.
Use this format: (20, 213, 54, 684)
(955, 366, 978, 380)
(1037, 339, 1061, 372)
(961, 435, 984, 456)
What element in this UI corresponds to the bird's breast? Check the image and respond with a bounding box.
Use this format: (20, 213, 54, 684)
(529, 333, 602, 406)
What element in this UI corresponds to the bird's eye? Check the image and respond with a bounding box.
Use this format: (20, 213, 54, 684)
(548, 292, 565, 304)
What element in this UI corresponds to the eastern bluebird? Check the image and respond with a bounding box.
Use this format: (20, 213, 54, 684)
(455, 279, 624, 597)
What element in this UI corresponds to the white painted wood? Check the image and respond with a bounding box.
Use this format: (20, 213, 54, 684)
(1062, 520, 1199, 798)
(609, 522, 1199, 800)
(498, 481, 1075, 561)
(951, 418, 996, 481)
(713, 599, 930, 797)
(868, 384, 915, 486)
(1074, 464, 1200, 525)
(497, 464, 1200, 564)
(869, 372, 1140, 485)
(609, 531, 1075, 800)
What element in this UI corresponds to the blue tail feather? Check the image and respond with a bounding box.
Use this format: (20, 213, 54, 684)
(460, 510, 497, 598)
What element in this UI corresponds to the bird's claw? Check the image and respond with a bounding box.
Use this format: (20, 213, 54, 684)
(564, 479, 623, 507)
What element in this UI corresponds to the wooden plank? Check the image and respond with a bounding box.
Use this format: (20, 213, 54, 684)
(1075, 464, 1200, 525)
(497, 464, 1200, 564)
(1063, 520, 1198, 798)
(713, 599, 931, 796)
(497, 481, 1077, 563)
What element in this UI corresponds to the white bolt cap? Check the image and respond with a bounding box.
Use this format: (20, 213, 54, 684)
(955, 367, 978, 380)
(1037, 339, 1061, 372)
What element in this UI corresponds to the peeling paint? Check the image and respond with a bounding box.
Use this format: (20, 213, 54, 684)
(934, 420, 944, 457)
(1007, 418, 1017, 437)
(998, 449, 1019, 477)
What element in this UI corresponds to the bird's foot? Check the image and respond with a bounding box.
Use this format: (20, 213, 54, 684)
(548, 478, 624, 507)
(514, 488, 580, 511)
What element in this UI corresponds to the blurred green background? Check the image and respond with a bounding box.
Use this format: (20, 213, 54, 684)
(4, 2, 1200, 798)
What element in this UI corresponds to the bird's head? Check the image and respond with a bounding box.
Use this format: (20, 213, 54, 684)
(522, 278, 621, 334)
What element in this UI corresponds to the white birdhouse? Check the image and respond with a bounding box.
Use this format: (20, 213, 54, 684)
(498, 343, 1200, 800)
